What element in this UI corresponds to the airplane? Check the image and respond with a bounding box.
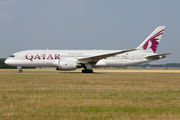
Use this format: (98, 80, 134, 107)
(5, 26, 172, 73)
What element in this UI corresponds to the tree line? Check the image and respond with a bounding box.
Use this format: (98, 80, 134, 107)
(133, 63, 180, 68)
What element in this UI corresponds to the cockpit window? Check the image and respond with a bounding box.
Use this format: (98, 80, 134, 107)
(9, 55, 15, 57)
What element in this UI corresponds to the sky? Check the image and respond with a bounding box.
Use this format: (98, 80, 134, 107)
(0, 0, 180, 64)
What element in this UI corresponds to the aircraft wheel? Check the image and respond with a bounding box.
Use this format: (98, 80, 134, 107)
(89, 70, 93, 73)
(82, 69, 86, 73)
(85, 69, 89, 73)
(19, 69, 23, 73)
(82, 69, 93, 73)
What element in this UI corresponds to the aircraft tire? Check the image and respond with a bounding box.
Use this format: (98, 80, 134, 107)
(19, 69, 23, 73)
(82, 69, 93, 73)
(89, 70, 93, 73)
(82, 69, 87, 73)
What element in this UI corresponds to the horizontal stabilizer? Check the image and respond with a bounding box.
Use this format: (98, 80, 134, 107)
(145, 53, 173, 60)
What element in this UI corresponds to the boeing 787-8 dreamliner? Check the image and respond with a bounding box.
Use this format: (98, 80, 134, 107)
(5, 26, 172, 73)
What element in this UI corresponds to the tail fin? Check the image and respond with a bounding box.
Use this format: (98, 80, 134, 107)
(136, 26, 166, 53)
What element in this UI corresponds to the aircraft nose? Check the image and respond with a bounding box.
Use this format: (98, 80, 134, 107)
(5, 58, 19, 66)
(4, 59, 11, 65)
(5, 59, 8, 64)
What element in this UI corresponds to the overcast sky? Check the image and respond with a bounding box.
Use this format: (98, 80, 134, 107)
(0, 0, 179, 63)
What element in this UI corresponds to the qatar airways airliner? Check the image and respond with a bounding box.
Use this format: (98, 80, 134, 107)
(5, 26, 172, 73)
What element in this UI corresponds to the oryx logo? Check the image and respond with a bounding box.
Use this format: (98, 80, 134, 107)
(142, 29, 164, 53)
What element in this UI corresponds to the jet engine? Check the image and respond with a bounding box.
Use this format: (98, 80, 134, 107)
(56, 60, 78, 71)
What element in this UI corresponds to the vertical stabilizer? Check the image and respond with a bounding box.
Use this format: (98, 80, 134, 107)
(136, 26, 166, 53)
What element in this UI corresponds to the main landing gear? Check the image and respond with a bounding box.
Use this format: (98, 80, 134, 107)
(82, 69, 93, 73)
(81, 63, 93, 73)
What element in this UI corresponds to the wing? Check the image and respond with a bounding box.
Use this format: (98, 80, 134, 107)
(78, 49, 137, 63)
(145, 53, 173, 60)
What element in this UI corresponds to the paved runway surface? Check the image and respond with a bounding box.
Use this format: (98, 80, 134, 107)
(0, 69, 180, 74)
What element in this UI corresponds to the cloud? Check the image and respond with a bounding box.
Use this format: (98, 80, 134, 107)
(0, 0, 15, 19)
(0, 0, 15, 6)
(0, 12, 12, 19)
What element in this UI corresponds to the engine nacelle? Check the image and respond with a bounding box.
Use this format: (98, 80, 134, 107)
(56, 60, 78, 71)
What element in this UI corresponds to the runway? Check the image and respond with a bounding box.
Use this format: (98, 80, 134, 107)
(0, 69, 180, 74)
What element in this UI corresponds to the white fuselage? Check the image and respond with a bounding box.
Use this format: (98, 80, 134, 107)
(5, 49, 155, 68)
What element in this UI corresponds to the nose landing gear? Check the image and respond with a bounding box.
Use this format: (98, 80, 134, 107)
(17, 66, 23, 73)
(19, 69, 23, 73)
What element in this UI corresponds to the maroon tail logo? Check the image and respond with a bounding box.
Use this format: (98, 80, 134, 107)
(142, 29, 164, 53)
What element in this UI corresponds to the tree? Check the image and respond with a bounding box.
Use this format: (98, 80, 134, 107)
(0, 58, 16, 69)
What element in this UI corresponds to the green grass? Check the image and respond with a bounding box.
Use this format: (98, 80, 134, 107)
(0, 69, 180, 119)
